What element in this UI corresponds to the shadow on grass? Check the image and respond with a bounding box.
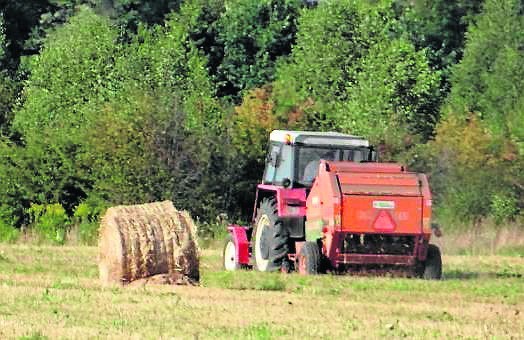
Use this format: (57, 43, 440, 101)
(444, 269, 522, 280)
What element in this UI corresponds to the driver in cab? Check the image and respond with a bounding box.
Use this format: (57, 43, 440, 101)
(302, 150, 336, 183)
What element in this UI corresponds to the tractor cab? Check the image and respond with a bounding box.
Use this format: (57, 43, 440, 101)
(262, 130, 376, 188)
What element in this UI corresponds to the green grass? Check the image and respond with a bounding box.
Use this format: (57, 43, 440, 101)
(497, 245, 524, 257)
(0, 244, 523, 339)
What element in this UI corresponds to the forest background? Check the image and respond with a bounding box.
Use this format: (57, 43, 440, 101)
(0, 0, 522, 245)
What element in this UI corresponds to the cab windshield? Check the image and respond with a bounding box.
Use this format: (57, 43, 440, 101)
(296, 146, 373, 186)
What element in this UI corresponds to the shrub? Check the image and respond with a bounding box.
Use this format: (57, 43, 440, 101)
(28, 203, 70, 244)
(0, 223, 18, 243)
(73, 197, 107, 245)
(434, 175, 494, 225)
(0, 205, 19, 243)
(428, 115, 512, 226)
(490, 194, 519, 225)
(0, 214, 19, 243)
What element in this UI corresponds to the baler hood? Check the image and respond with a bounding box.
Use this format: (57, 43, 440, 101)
(307, 161, 432, 235)
(328, 162, 423, 196)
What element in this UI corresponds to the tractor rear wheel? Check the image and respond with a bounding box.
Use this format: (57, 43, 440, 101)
(421, 244, 442, 280)
(253, 198, 289, 272)
(297, 242, 320, 275)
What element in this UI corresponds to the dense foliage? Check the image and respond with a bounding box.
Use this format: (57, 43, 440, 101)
(430, 0, 524, 224)
(0, 0, 522, 243)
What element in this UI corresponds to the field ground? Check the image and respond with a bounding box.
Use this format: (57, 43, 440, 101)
(0, 244, 523, 339)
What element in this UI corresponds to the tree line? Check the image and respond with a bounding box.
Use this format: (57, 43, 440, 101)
(0, 0, 522, 243)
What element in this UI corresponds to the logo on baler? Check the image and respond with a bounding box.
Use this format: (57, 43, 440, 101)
(372, 201, 395, 209)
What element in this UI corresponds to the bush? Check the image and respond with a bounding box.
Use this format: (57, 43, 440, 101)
(28, 203, 70, 244)
(0, 206, 19, 243)
(73, 197, 107, 245)
(0, 223, 18, 243)
(427, 113, 524, 227)
(434, 174, 495, 225)
(490, 194, 519, 225)
(0, 205, 19, 243)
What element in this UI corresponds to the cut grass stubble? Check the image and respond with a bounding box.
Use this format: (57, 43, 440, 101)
(0, 244, 523, 339)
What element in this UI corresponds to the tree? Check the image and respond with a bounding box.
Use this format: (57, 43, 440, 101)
(432, 0, 524, 224)
(0, 1, 55, 69)
(14, 7, 120, 137)
(98, 0, 182, 30)
(272, 0, 440, 145)
(7, 5, 234, 226)
(0, 74, 17, 134)
(0, 0, 185, 72)
(215, 0, 303, 99)
(7, 8, 129, 218)
(0, 14, 5, 63)
(0, 15, 19, 134)
(398, 0, 483, 79)
(337, 38, 441, 142)
(448, 0, 524, 133)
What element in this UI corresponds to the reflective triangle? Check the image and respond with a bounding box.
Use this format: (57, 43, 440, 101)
(373, 210, 396, 231)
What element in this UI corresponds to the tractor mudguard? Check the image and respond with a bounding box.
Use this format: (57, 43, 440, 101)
(227, 224, 250, 265)
(254, 185, 307, 219)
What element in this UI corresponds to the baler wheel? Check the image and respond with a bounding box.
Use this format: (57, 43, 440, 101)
(422, 244, 442, 280)
(223, 234, 240, 271)
(297, 242, 320, 275)
(253, 198, 289, 272)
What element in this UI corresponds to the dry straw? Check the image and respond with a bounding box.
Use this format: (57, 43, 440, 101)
(98, 201, 199, 285)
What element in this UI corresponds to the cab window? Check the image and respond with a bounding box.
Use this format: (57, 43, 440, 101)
(263, 143, 294, 185)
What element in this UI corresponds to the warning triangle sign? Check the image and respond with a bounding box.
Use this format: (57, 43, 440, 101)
(373, 210, 396, 231)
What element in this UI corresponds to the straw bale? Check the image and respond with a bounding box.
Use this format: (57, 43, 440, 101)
(98, 201, 199, 285)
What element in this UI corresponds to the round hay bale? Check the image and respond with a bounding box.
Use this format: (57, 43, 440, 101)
(98, 201, 199, 285)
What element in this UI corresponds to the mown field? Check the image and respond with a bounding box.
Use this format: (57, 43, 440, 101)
(0, 244, 523, 339)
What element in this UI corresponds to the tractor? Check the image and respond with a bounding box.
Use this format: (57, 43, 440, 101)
(223, 130, 442, 279)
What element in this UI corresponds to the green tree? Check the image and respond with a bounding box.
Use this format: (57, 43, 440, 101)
(215, 0, 303, 99)
(398, 0, 483, 78)
(9, 8, 126, 219)
(0, 0, 183, 72)
(14, 7, 120, 136)
(272, 0, 440, 144)
(176, 0, 305, 100)
(8, 5, 233, 226)
(0, 1, 56, 69)
(432, 0, 524, 224)
(448, 0, 524, 135)
(445, 0, 524, 156)
(337, 39, 441, 142)
(0, 14, 5, 63)
(185, 0, 226, 86)
(0, 15, 19, 134)
(98, 0, 182, 30)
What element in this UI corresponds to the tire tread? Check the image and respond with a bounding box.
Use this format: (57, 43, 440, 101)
(253, 197, 289, 271)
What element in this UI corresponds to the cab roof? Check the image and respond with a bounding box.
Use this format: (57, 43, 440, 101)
(270, 130, 369, 148)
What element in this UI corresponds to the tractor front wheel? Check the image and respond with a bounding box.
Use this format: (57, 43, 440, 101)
(253, 198, 289, 272)
(297, 242, 320, 275)
(223, 234, 240, 271)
